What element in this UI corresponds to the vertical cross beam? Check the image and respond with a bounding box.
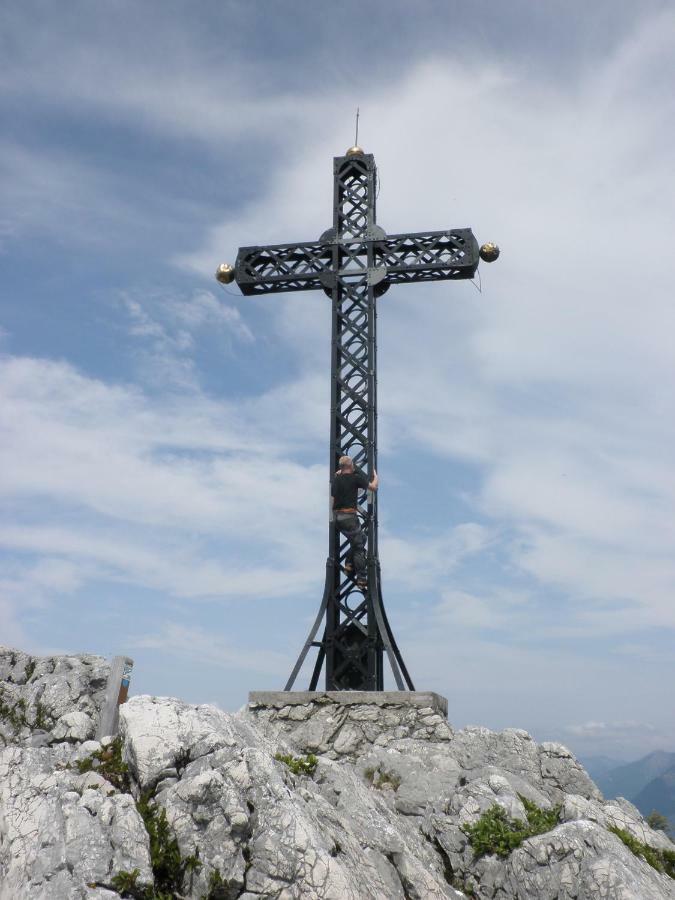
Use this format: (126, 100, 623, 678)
(278, 150, 412, 691)
(324, 151, 391, 690)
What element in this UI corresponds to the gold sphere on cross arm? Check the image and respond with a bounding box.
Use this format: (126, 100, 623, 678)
(346, 145, 364, 157)
(479, 242, 500, 263)
(215, 263, 235, 284)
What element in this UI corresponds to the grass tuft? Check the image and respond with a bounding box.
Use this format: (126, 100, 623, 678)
(274, 752, 318, 776)
(609, 826, 675, 879)
(464, 795, 561, 858)
(76, 736, 131, 792)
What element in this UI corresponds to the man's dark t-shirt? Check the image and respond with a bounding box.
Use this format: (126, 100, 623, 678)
(332, 470, 369, 509)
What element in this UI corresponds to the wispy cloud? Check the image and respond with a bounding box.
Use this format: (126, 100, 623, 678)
(565, 721, 657, 739)
(561, 720, 672, 759)
(380, 524, 492, 589)
(130, 622, 289, 676)
(0, 354, 328, 614)
(119, 288, 253, 388)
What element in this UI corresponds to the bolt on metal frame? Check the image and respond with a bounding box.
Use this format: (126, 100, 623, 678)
(231, 150, 480, 691)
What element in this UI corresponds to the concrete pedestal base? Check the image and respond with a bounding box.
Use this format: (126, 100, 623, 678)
(247, 691, 450, 758)
(249, 690, 447, 717)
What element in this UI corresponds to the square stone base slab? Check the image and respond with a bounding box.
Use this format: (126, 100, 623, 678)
(249, 690, 447, 718)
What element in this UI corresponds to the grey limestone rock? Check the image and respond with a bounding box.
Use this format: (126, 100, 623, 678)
(0, 647, 109, 749)
(445, 726, 601, 804)
(119, 696, 464, 899)
(0, 743, 152, 899)
(2, 652, 674, 899)
(473, 820, 674, 900)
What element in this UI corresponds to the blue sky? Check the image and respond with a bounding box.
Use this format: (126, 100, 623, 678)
(1, 1, 674, 762)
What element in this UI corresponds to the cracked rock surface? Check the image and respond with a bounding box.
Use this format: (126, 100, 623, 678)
(0, 647, 109, 748)
(1, 652, 674, 899)
(0, 742, 152, 899)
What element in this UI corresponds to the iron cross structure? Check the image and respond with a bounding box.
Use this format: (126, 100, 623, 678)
(216, 145, 498, 693)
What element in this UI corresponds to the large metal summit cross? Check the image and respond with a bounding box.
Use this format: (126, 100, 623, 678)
(217, 144, 498, 693)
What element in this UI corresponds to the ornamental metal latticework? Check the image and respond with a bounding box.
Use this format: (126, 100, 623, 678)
(226, 149, 485, 691)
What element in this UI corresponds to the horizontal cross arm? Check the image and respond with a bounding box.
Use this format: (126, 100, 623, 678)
(235, 241, 332, 296)
(375, 229, 479, 284)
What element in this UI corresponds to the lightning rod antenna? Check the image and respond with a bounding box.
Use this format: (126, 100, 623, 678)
(355, 107, 360, 146)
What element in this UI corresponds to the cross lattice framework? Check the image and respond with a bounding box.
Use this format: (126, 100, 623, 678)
(227, 148, 482, 691)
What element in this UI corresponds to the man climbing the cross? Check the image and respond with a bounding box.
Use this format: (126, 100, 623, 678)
(332, 456, 378, 591)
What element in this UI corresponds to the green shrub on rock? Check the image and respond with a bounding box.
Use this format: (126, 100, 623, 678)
(274, 752, 318, 776)
(364, 766, 401, 791)
(137, 792, 201, 897)
(608, 826, 675, 879)
(464, 796, 561, 858)
(76, 736, 131, 792)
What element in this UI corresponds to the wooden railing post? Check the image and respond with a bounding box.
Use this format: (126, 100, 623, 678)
(97, 655, 134, 740)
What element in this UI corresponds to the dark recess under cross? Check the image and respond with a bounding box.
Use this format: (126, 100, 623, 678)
(216, 144, 499, 692)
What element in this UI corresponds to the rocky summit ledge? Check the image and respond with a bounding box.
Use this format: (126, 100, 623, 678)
(2, 648, 675, 899)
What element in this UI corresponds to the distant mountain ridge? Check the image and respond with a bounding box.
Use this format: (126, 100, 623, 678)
(580, 755, 627, 781)
(589, 750, 675, 830)
(593, 751, 675, 801)
(634, 764, 675, 824)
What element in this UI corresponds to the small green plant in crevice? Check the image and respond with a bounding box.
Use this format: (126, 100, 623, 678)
(110, 867, 141, 896)
(464, 796, 562, 859)
(24, 660, 36, 681)
(520, 796, 562, 834)
(364, 766, 401, 791)
(109, 793, 204, 899)
(0, 688, 53, 733)
(138, 791, 202, 897)
(274, 752, 318, 776)
(200, 867, 229, 899)
(608, 826, 675, 879)
(32, 700, 51, 730)
(76, 735, 131, 793)
(0, 689, 28, 732)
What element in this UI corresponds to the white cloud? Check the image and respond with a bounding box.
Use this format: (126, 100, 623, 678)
(560, 720, 675, 759)
(119, 288, 254, 388)
(0, 354, 331, 616)
(380, 524, 492, 589)
(565, 721, 656, 739)
(130, 622, 289, 676)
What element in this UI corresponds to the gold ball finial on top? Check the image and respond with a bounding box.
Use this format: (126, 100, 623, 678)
(479, 242, 500, 263)
(346, 145, 364, 157)
(215, 263, 235, 284)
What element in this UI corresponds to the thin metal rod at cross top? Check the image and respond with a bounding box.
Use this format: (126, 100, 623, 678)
(216, 146, 499, 691)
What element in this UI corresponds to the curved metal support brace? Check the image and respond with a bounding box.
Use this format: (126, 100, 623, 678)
(376, 565, 415, 690)
(284, 558, 333, 691)
(308, 636, 326, 690)
(367, 559, 405, 690)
